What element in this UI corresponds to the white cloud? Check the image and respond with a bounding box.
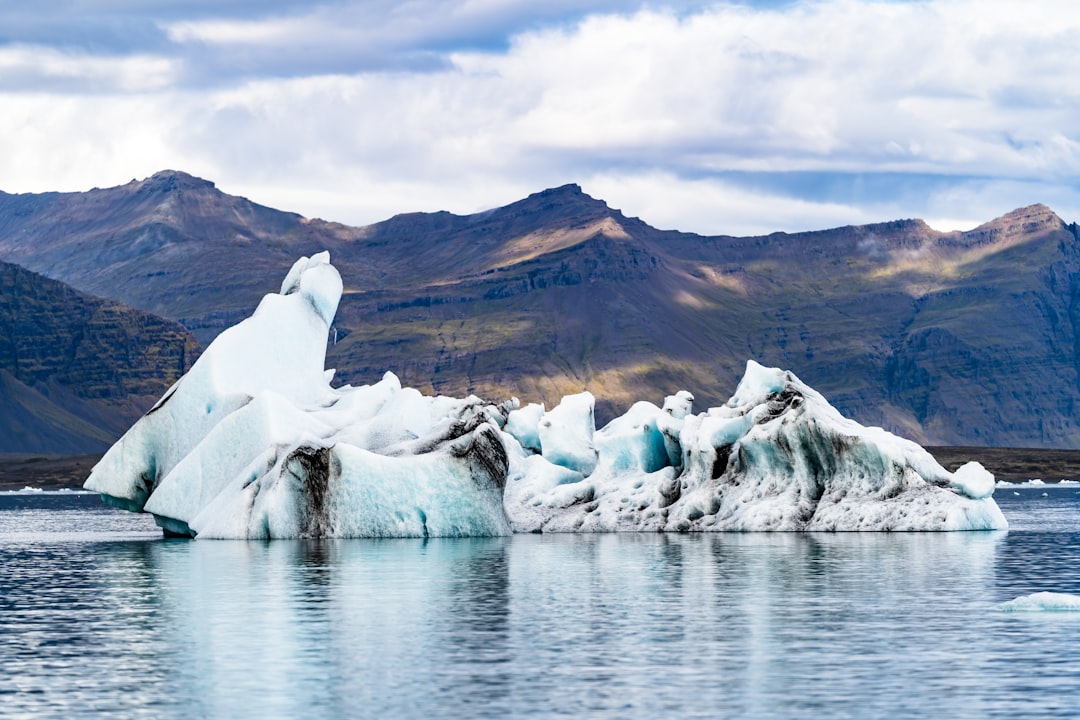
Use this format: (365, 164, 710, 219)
(3, 0, 1080, 233)
(0, 93, 184, 191)
(473, 1, 1080, 181)
(584, 171, 873, 235)
(165, 17, 306, 45)
(0, 45, 177, 92)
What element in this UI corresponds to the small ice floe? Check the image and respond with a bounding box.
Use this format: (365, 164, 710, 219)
(1013, 492, 1021, 496)
(999, 592, 1080, 613)
(997, 479, 1047, 488)
(1042, 492, 1049, 497)
(0, 488, 93, 496)
(997, 478, 1064, 492)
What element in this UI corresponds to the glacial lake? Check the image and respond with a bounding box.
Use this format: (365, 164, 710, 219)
(2, 487, 1080, 719)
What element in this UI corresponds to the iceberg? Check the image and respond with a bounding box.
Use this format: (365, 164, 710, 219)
(85, 253, 1008, 537)
(998, 592, 1080, 612)
(503, 361, 1004, 533)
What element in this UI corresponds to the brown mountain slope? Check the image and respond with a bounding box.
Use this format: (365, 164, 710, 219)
(325, 196, 1080, 447)
(0, 171, 358, 342)
(0, 260, 199, 452)
(0, 172, 1078, 447)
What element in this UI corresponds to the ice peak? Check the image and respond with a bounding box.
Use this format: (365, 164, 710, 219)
(278, 251, 340, 326)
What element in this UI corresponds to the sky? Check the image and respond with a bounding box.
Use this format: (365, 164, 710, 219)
(1, 0, 1079, 235)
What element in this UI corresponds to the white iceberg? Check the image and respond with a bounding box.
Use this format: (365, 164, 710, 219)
(503, 362, 1005, 532)
(998, 592, 1080, 612)
(86, 253, 512, 539)
(85, 253, 1008, 537)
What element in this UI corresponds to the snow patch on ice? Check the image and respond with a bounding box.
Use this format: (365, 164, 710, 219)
(505, 401, 544, 453)
(537, 392, 597, 475)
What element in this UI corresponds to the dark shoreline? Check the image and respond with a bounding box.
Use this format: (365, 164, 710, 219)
(4, 446, 1080, 491)
(926, 446, 1080, 482)
(0, 454, 103, 491)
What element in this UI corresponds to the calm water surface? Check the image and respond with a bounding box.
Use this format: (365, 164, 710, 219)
(2, 486, 1079, 719)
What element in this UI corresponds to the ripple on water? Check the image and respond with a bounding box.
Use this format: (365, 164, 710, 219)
(0, 491, 1078, 719)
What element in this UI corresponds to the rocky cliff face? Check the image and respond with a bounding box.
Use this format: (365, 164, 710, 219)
(319, 191, 1080, 448)
(323, 194, 1080, 449)
(1, 172, 1079, 448)
(0, 260, 199, 452)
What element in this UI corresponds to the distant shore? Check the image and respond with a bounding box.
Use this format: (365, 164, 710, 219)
(0, 454, 103, 491)
(926, 446, 1080, 482)
(4, 447, 1080, 492)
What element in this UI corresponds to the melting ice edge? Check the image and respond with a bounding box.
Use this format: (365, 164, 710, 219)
(86, 253, 1006, 538)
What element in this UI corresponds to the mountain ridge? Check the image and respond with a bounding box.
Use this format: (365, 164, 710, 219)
(1, 170, 1078, 449)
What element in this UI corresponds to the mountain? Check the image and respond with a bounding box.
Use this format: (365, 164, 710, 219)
(327, 192, 1080, 448)
(0, 260, 198, 453)
(0, 171, 357, 342)
(1, 171, 1078, 448)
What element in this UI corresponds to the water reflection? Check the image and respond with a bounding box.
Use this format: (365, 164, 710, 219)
(2, 496, 1080, 718)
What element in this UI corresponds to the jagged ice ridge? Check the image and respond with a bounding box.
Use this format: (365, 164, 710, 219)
(85, 253, 1007, 537)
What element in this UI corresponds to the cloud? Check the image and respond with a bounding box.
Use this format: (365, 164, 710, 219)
(0, 45, 177, 92)
(0, 93, 184, 188)
(1, 0, 1079, 234)
(584, 171, 873, 235)
(2, 1, 716, 85)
